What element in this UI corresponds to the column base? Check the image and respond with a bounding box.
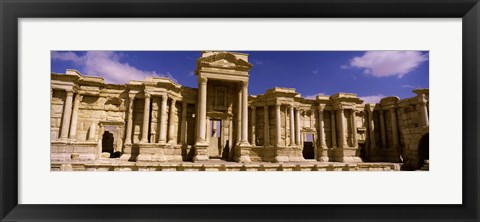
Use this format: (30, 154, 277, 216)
(316, 146, 329, 162)
(193, 143, 209, 162)
(234, 143, 252, 163)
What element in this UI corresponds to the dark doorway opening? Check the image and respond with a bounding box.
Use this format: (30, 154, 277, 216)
(359, 143, 367, 161)
(418, 133, 429, 168)
(102, 131, 114, 156)
(303, 134, 315, 159)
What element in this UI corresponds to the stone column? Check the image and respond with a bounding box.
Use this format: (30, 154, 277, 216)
(338, 109, 347, 148)
(251, 106, 256, 146)
(264, 105, 270, 146)
(351, 110, 358, 147)
(241, 81, 249, 144)
(59, 90, 74, 140)
(330, 111, 337, 148)
(390, 108, 398, 148)
(180, 102, 188, 144)
(168, 99, 177, 144)
(197, 77, 207, 143)
(140, 93, 151, 143)
(295, 108, 301, 146)
(228, 118, 233, 151)
(367, 107, 376, 149)
(275, 104, 281, 146)
(68, 93, 82, 140)
(317, 105, 327, 148)
(379, 109, 387, 148)
(237, 84, 242, 143)
(124, 96, 135, 144)
(88, 122, 96, 141)
(289, 106, 295, 146)
(206, 117, 211, 144)
(419, 95, 429, 126)
(159, 94, 168, 143)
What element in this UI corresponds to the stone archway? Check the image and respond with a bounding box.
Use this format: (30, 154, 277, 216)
(102, 131, 114, 155)
(418, 133, 429, 169)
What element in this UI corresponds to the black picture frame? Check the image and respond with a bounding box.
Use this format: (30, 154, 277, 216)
(1, 0, 479, 221)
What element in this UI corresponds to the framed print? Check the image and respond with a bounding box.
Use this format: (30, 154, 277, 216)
(1, 0, 479, 221)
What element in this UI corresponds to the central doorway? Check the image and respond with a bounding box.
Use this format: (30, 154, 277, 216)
(102, 131, 114, 155)
(303, 133, 315, 159)
(208, 119, 222, 158)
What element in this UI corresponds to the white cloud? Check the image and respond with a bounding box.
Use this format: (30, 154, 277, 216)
(359, 94, 386, 104)
(312, 70, 319, 74)
(51, 51, 177, 84)
(347, 51, 428, 78)
(253, 59, 265, 65)
(51, 51, 84, 64)
(304, 92, 327, 99)
(401, 84, 416, 88)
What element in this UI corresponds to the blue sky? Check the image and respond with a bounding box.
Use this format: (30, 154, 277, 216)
(51, 51, 429, 103)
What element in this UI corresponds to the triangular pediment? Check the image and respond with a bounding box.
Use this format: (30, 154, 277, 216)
(197, 52, 253, 71)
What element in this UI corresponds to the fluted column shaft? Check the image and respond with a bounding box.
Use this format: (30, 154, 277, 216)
(180, 102, 188, 144)
(264, 105, 270, 146)
(68, 93, 82, 140)
(318, 105, 326, 148)
(419, 96, 429, 127)
(168, 99, 177, 143)
(338, 109, 347, 148)
(275, 104, 281, 146)
(251, 106, 256, 145)
(197, 77, 207, 143)
(295, 108, 301, 145)
(367, 108, 376, 149)
(351, 110, 358, 147)
(59, 90, 74, 140)
(237, 84, 242, 143)
(289, 106, 295, 146)
(140, 93, 151, 143)
(390, 108, 398, 148)
(241, 81, 249, 144)
(379, 109, 387, 147)
(124, 96, 135, 144)
(159, 94, 168, 143)
(330, 111, 337, 148)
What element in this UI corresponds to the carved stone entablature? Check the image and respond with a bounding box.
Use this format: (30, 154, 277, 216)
(332, 102, 356, 110)
(197, 51, 253, 72)
(380, 96, 399, 107)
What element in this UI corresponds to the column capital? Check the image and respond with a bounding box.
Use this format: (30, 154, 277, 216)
(74, 93, 83, 100)
(161, 94, 168, 101)
(199, 76, 208, 85)
(171, 98, 177, 103)
(251, 105, 256, 110)
(182, 101, 188, 108)
(128, 94, 136, 100)
(239, 80, 248, 88)
(275, 103, 281, 108)
(317, 104, 325, 111)
(144, 92, 151, 99)
(418, 94, 428, 105)
(65, 89, 74, 96)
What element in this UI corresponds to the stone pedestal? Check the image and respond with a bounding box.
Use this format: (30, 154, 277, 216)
(317, 147, 329, 162)
(136, 143, 167, 162)
(193, 143, 209, 161)
(234, 143, 252, 163)
(273, 146, 290, 163)
(338, 147, 363, 163)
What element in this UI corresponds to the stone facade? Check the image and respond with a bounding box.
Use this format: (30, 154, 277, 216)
(51, 51, 429, 170)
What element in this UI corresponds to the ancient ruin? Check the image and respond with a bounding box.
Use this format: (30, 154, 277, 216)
(51, 51, 429, 171)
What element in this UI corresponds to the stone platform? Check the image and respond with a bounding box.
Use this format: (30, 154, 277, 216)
(51, 159, 402, 171)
